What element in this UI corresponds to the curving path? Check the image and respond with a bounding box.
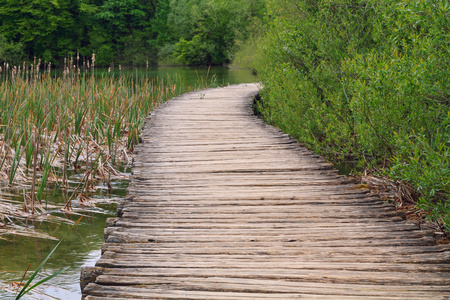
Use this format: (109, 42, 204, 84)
(81, 83, 450, 299)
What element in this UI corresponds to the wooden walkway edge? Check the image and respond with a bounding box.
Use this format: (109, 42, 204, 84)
(81, 83, 450, 299)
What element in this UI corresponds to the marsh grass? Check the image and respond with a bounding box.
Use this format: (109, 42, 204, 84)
(0, 60, 216, 234)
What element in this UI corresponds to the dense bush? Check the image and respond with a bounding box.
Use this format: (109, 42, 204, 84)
(0, 34, 24, 64)
(254, 0, 450, 230)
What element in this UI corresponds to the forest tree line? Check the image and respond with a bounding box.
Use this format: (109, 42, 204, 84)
(0, 0, 265, 66)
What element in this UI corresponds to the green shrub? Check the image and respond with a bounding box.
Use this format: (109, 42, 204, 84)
(254, 0, 450, 229)
(0, 35, 24, 65)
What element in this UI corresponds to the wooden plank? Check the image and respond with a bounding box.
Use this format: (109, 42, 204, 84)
(104, 228, 431, 238)
(84, 283, 450, 299)
(98, 250, 450, 264)
(105, 233, 436, 246)
(95, 258, 450, 274)
(93, 274, 450, 290)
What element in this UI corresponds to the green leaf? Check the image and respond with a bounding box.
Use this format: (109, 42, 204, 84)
(15, 239, 65, 300)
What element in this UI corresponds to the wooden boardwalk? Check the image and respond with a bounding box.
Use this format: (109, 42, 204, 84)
(81, 84, 450, 299)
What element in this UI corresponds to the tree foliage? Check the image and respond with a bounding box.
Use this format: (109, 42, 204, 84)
(0, 35, 24, 64)
(0, 0, 84, 62)
(0, 0, 266, 66)
(168, 0, 266, 65)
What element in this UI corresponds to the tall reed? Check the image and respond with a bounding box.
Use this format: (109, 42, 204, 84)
(0, 61, 215, 212)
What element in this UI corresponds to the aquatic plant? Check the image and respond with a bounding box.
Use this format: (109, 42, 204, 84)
(14, 239, 68, 300)
(0, 58, 216, 220)
(13, 216, 84, 299)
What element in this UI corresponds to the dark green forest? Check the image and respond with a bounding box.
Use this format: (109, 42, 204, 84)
(0, 0, 265, 66)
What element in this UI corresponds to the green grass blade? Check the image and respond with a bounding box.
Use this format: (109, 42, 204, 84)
(9, 136, 23, 185)
(15, 239, 63, 299)
(19, 267, 70, 298)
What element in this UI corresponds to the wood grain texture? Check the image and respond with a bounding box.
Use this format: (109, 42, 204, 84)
(81, 84, 450, 299)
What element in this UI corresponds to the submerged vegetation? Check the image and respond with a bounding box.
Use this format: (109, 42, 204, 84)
(250, 0, 450, 232)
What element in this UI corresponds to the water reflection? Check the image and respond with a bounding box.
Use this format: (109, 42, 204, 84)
(104, 65, 256, 86)
(0, 191, 119, 299)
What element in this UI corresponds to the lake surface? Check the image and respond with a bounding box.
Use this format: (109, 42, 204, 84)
(0, 169, 129, 300)
(102, 66, 257, 94)
(129, 65, 256, 85)
(0, 66, 256, 300)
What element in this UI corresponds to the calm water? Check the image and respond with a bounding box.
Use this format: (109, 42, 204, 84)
(120, 65, 256, 85)
(0, 66, 256, 300)
(0, 170, 129, 300)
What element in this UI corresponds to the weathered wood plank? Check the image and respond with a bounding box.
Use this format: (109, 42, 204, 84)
(95, 258, 450, 274)
(94, 273, 450, 288)
(98, 250, 450, 264)
(84, 283, 450, 299)
(81, 84, 450, 299)
(100, 243, 450, 255)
